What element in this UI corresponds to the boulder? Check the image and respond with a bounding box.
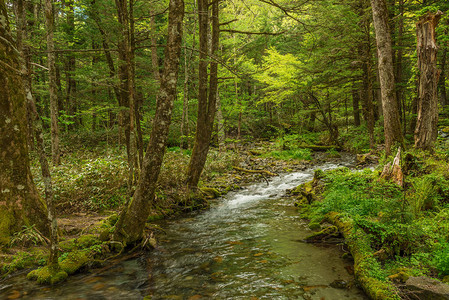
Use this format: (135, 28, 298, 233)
(402, 276, 449, 300)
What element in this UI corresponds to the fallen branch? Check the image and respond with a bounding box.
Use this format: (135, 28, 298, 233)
(326, 212, 401, 300)
(232, 166, 278, 176)
(298, 145, 341, 151)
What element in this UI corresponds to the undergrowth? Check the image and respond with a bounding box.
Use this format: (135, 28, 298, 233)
(304, 151, 449, 281)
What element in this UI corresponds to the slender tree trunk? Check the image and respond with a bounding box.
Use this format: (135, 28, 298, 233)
(414, 12, 443, 150)
(91, 41, 100, 132)
(395, 0, 405, 129)
(370, 0, 403, 155)
(151, 12, 161, 83)
(44, 0, 61, 165)
(64, 0, 77, 130)
(181, 42, 190, 149)
(186, 0, 219, 189)
(216, 91, 225, 150)
(0, 0, 48, 244)
(358, 2, 375, 147)
(352, 84, 361, 126)
(439, 48, 447, 108)
(113, 0, 184, 244)
(16, 0, 60, 265)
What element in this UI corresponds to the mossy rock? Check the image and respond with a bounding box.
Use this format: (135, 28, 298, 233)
(76, 234, 100, 248)
(388, 271, 410, 283)
(59, 249, 91, 275)
(59, 239, 77, 252)
(308, 222, 321, 230)
(200, 187, 221, 199)
(304, 225, 339, 242)
(27, 265, 68, 285)
(293, 181, 317, 204)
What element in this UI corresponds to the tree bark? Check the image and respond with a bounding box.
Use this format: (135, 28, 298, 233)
(439, 48, 447, 108)
(352, 84, 361, 126)
(44, 0, 61, 165)
(150, 12, 161, 83)
(414, 12, 443, 150)
(186, 0, 219, 189)
(370, 0, 403, 155)
(395, 0, 405, 130)
(0, 0, 48, 244)
(63, 0, 77, 131)
(114, 0, 184, 244)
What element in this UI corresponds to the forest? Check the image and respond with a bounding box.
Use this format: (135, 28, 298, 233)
(1, 0, 449, 299)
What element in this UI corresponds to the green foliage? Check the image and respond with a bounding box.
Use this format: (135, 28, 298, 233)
(9, 225, 48, 247)
(276, 133, 321, 150)
(31, 149, 128, 212)
(433, 241, 449, 276)
(264, 149, 312, 161)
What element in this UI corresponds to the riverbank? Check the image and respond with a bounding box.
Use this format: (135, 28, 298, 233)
(294, 149, 449, 299)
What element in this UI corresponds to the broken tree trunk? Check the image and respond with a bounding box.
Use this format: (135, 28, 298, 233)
(414, 11, 443, 150)
(380, 147, 403, 187)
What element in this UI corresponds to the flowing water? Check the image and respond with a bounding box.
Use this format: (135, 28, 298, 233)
(1, 163, 368, 300)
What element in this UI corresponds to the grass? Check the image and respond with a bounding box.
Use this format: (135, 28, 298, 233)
(263, 149, 313, 161)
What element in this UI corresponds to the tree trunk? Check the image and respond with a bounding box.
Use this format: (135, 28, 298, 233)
(352, 84, 361, 126)
(395, 0, 405, 129)
(186, 0, 219, 189)
(64, 0, 77, 130)
(181, 41, 190, 149)
(216, 91, 225, 151)
(414, 12, 443, 150)
(151, 12, 161, 83)
(44, 0, 61, 165)
(370, 0, 403, 155)
(114, 0, 184, 244)
(0, 0, 48, 244)
(439, 48, 447, 108)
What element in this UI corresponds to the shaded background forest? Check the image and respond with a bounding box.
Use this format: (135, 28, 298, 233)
(8, 0, 449, 155)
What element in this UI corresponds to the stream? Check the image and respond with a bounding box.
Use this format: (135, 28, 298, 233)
(1, 162, 368, 300)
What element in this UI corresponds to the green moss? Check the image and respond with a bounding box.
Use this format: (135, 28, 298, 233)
(106, 214, 119, 227)
(99, 229, 111, 241)
(59, 234, 100, 251)
(293, 180, 318, 204)
(59, 238, 77, 252)
(308, 222, 321, 230)
(0, 207, 13, 245)
(200, 187, 221, 199)
(304, 225, 339, 242)
(76, 234, 100, 248)
(27, 265, 68, 285)
(4, 251, 38, 273)
(147, 214, 164, 222)
(59, 249, 91, 274)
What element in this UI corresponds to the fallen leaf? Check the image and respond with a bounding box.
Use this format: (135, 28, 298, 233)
(7, 290, 21, 300)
